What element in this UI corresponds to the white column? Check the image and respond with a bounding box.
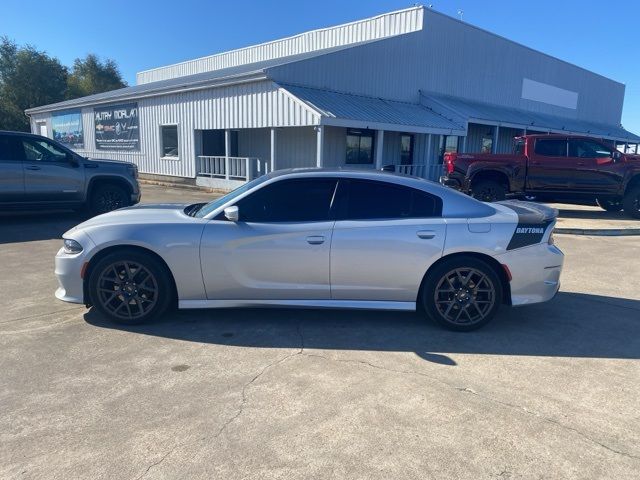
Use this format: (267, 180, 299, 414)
(270, 127, 277, 173)
(426, 134, 433, 165)
(316, 125, 324, 168)
(375, 130, 384, 169)
(492, 126, 500, 154)
(224, 129, 231, 180)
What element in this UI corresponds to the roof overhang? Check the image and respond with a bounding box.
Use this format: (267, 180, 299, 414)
(25, 71, 268, 115)
(420, 92, 640, 143)
(282, 84, 466, 135)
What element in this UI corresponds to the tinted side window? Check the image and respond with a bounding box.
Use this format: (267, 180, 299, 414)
(0, 136, 18, 161)
(534, 139, 567, 157)
(568, 139, 611, 159)
(343, 179, 442, 220)
(237, 178, 337, 222)
(21, 138, 69, 162)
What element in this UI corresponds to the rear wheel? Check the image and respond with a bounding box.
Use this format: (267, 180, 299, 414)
(471, 180, 506, 202)
(421, 257, 502, 331)
(622, 186, 640, 219)
(88, 250, 174, 325)
(90, 183, 129, 216)
(596, 198, 623, 212)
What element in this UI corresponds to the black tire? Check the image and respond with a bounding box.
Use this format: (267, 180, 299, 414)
(596, 198, 623, 212)
(88, 250, 174, 325)
(622, 186, 640, 219)
(421, 257, 503, 332)
(471, 180, 506, 202)
(89, 183, 129, 216)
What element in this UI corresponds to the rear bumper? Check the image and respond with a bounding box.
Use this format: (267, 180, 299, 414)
(496, 243, 564, 306)
(439, 176, 462, 189)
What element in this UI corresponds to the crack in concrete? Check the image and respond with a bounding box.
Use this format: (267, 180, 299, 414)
(302, 353, 640, 462)
(131, 321, 306, 480)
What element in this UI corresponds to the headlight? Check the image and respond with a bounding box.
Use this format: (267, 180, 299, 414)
(127, 164, 138, 178)
(63, 239, 83, 254)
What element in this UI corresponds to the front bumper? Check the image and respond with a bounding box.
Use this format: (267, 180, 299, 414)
(54, 232, 95, 304)
(496, 242, 564, 306)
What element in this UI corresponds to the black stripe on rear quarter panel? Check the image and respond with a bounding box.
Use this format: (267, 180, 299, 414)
(496, 201, 558, 250)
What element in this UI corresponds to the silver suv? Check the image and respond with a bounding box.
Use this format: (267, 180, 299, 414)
(0, 131, 140, 215)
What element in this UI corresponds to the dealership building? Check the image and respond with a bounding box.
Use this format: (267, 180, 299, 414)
(26, 6, 640, 189)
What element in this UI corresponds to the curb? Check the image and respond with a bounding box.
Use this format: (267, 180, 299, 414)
(138, 179, 224, 194)
(554, 227, 640, 236)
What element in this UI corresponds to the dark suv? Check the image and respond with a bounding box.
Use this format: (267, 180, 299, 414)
(0, 131, 140, 215)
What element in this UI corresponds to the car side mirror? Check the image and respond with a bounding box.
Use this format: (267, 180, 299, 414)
(224, 206, 239, 222)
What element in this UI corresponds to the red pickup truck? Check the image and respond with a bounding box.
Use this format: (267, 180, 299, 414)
(440, 134, 640, 218)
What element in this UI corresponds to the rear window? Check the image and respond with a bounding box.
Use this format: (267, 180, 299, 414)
(340, 179, 442, 220)
(534, 139, 567, 157)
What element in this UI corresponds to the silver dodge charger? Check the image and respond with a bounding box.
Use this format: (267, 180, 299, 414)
(55, 169, 564, 331)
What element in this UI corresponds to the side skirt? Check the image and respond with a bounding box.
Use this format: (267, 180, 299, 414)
(178, 299, 417, 311)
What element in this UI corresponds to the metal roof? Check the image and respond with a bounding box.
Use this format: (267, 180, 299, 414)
(282, 84, 466, 135)
(420, 92, 640, 143)
(25, 47, 361, 115)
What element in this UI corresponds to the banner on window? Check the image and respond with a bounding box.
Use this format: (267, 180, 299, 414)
(52, 111, 84, 149)
(94, 103, 139, 150)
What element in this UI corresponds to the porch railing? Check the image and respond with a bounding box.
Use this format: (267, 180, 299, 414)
(197, 156, 270, 181)
(395, 164, 444, 182)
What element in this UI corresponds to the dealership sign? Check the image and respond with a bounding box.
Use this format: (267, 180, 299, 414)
(52, 111, 84, 149)
(94, 103, 139, 150)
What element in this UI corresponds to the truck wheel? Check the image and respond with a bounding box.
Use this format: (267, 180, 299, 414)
(596, 198, 623, 212)
(622, 186, 640, 219)
(421, 256, 502, 332)
(90, 184, 129, 216)
(471, 180, 506, 202)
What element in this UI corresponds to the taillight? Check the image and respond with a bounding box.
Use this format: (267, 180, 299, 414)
(444, 153, 456, 175)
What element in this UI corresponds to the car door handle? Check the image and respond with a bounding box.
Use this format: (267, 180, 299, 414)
(25, 165, 41, 170)
(417, 230, 436, 239)
(306, 235, 325, 245)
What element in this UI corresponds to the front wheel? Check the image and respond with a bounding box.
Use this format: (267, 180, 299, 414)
(471, 180, 506, 202)
(622, 186, 640, 219)
(421, 257, 503, 331)
(89, 183, 129, 216)
(596, 198, 623, 212)
(88, 250, 174, 325)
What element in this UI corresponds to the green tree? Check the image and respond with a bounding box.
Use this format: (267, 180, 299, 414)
(66, 54, 126, 99)
(0, 37, 68, 131)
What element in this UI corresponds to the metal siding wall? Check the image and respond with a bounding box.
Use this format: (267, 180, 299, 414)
(466, 123, 490, 153)
(497, 127, 522, 153)
(42, 81, 319, 178)
(237, 128, 270, 160)
(275, 127, 317, 169)
(323, 126, 346, 167)
(268, 8, 624, 126)
(136, 7, 423, 84)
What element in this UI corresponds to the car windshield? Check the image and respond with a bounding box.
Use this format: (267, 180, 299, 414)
(194, 175, 270, 218)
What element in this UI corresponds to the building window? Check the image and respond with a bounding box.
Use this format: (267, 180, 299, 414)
(438, 135, 459, 163)
(346, 128, 375, 164)
(481, 136, 493, 153)
(161, 125, 179, 158)
(400, 134, 414, 165)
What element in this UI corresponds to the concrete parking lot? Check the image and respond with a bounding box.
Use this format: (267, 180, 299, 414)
(1, 184, 639, 479)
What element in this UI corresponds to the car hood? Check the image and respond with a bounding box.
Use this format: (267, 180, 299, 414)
(82, 157, 131, 167)
(69, 204, 192, 232)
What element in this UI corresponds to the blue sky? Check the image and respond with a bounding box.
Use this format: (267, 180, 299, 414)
(3, 0, 639, 132)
